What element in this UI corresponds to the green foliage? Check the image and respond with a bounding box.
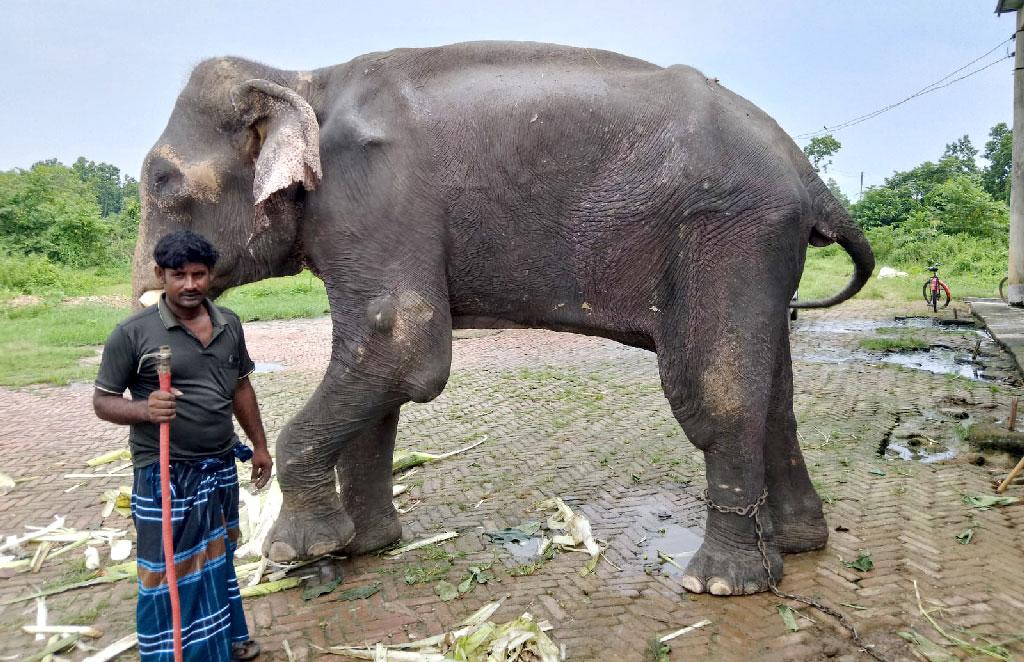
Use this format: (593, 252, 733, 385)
(826, 177, 851, 211)
(941, 135, 978, 175)
(803, 134, 841, 173)
(864, 225, 1006, 277)
(907, 176, 1008, 238)
(982, 122, 1012, 203)
(850, 126, 1009, 247)
(0, 252, 129, 298)
(850, 185, 918, 229)
(72, 157, 128, 217)
(0, 158, 139, 274)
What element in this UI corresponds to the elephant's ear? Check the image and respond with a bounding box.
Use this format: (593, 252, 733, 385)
(231, 79, 322, 226)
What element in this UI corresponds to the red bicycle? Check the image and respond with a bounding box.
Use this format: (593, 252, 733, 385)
(922, 263, 951, 312)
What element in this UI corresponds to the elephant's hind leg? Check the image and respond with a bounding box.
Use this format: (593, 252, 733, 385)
(657, 309, 783, 596)
(764, 325, 828, 553)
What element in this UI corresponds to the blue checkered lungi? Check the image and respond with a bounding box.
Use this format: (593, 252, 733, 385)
(131, 452, 249, 661)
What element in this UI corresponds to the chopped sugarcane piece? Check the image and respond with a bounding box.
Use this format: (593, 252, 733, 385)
(0, 562, 136, 605)
(30, 542, 52, 573)
(391, 437, 487, 473)
(0, 516, 65, 553)
(239, 576, 302, 598)
(23, 625, 104, 638)
(86, 449, 132, 467)
(34, 597, 47, 641)
(81, 633, 137, 662)
(384, 531, 458, 557)
(22, 633, 80, 662)
(659, 619, 711, 643)
(0, 471, 15, 496)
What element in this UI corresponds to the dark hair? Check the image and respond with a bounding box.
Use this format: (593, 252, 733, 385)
(153, 230, 219, 269)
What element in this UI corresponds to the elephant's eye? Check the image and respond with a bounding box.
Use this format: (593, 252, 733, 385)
(151, 167, 183, 197)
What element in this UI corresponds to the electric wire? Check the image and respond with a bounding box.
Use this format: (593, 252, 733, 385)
(796, 37, 1014, 140)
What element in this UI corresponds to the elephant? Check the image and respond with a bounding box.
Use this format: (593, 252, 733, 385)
(132, 41, 874, 597)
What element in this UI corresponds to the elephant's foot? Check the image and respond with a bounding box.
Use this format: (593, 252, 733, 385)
(264, 501, 356, 562)
(343, 507, 403, 555)
(680, 537, 783, 596)
(773, 514, 829, 554)
(768, 493, 829, 554)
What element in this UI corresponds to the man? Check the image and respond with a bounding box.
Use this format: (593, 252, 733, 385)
(94, 230, 271, 661)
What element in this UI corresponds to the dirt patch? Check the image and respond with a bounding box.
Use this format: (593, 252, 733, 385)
(61, 294, 131, 307)
(5, 294, 42, 307)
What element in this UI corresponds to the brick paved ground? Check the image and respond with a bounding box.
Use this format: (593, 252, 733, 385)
(2, 300, 1024, 661)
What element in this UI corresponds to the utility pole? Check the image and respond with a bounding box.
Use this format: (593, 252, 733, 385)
(1012, 9, 1024, 305)
(1000, 1, 1024, 305)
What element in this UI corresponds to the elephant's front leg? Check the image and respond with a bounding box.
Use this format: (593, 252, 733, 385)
(265, 289, 452, 562)
(337, 410, 403, 555)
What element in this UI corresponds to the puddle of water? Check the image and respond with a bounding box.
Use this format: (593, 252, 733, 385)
(254, 362, 285, 373)
(886, 438, 959, 463)
(799, 316, 973, 335)
(503, 537, 548, 563)
(640, 523, 703, 576)
(879, 348, 982, 380)
(798, 319, 890, 334)
(484, 525, 548, 563)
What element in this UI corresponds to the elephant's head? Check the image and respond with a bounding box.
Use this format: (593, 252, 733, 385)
(133, 57, 321, 303)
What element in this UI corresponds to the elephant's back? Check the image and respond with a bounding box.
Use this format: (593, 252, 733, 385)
(347, 40, 663, 82)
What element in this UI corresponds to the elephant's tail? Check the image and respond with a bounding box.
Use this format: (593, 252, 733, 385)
(790, 179, 875, 309)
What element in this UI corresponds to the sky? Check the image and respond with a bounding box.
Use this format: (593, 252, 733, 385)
(0, 1, 1015, 200)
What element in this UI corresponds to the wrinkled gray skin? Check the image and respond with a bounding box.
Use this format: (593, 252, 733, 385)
(134, 41, 874, 596)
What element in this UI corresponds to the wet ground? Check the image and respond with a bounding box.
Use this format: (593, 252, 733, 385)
(2, 300, 1024, 661)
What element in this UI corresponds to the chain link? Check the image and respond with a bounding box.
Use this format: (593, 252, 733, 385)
(701, 489, 890, 662)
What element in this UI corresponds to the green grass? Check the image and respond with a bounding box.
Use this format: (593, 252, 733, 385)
(859, 336, 929, 352)
(0, 271, 328, 387)
(0, 302, 129, 386)
(218, 272, 329, 321)
(799, 246, 1006, 302)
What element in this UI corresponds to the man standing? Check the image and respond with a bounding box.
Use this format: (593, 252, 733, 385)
(94, 230, 271, 661)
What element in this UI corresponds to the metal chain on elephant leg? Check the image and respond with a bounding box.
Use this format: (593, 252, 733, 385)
(702, 489, 890, 662)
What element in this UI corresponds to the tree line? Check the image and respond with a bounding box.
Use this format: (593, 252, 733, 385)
(804, 123, 1011, 276)
(0, 158, 140, 268)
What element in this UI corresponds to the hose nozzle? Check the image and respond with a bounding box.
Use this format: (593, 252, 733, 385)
(138, 345, 172, 375)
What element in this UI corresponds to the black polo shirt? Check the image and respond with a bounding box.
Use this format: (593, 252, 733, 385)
(95, 295, 256, 468)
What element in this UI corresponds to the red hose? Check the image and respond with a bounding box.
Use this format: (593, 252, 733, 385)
(158, 368, 184, 662)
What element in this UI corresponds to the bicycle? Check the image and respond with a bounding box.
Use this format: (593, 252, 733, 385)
(922, 263, 951, 312)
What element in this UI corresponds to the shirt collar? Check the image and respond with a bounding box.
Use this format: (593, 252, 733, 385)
(157, 294, 226, 329)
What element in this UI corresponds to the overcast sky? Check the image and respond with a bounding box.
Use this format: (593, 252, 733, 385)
(0, 1, 1014, 198)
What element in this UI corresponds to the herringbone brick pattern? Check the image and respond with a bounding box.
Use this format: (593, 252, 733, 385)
(1, 301, 1023, 660)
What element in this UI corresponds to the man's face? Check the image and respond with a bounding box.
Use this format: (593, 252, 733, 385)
(155, 262, 211, 310)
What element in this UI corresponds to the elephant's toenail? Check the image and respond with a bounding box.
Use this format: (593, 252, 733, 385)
(708, 579, 732, 596)
(268, 541, 297, 562)
(680, 575, 704, 594)
(743, 582, 761, 595)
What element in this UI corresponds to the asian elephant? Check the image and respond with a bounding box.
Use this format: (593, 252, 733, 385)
(133, 41, 874, 596)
